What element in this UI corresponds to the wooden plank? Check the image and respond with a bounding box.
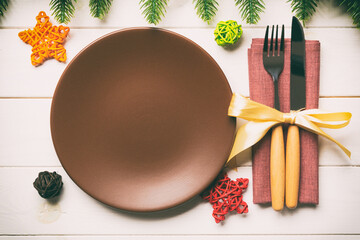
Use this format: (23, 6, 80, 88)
(0, 99, 59, 167)
(0, 0, 355, 28)
(0, 27, 360, 97)
(0, 97, 357, 167)
(0, 167, 359, 235)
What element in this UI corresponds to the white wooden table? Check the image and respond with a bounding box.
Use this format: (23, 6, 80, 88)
(1, 0, 360, 239)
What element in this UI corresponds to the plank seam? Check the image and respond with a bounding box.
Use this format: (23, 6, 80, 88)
(1, 233, 360, 236)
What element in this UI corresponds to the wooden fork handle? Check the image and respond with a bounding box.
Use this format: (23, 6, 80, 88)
(285, 125, 300, 209)
(270, 124, 285, 211)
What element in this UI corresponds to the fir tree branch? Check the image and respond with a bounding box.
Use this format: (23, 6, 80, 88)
(193, 0, 218, 23)
(235, 0, 265, 24)
(50, 0, 77, 24)
(89, 0, 112, 19)
(0, 0, 9, 17)
(339, 0, 360, 28)
(288, 0, 319, 25)
(140, 0, 168, 25)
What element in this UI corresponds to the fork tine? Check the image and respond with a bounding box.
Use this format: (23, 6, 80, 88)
(270, 25, 274, 55)
(280, 24, 285, 53)
(275, 25, 279, 55)
(263, 25, 269, 55)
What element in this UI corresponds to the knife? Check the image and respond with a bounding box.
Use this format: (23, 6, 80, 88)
(286, 16, 306, 209)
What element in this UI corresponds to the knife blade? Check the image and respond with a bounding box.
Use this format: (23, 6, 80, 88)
(286, 16, 306, 209)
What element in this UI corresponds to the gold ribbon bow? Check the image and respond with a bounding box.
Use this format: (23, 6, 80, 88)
(227, 93, 352, 163)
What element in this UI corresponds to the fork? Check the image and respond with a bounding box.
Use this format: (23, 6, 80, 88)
(262, 25, 285, 211)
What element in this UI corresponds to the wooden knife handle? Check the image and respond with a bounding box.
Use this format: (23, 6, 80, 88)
(285, 125, 300, 209)
(270, 124, 285, 211)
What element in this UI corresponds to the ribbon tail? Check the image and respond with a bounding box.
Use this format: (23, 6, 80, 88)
(226, 121, 278, 164)
(297, 119, 351, 158)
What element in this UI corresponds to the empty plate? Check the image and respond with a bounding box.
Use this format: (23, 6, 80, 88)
(51, 28, 236, 212)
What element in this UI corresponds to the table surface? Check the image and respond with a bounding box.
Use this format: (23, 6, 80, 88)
(1, 0, 359, 239)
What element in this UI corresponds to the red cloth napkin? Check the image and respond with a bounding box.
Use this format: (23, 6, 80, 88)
(248, 38, 320, 205)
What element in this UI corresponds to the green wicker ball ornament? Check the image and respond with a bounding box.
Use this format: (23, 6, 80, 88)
(214, 20, 243, 47)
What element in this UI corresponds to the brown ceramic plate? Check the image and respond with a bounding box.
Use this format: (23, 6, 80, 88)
(51, 28, 235, 212)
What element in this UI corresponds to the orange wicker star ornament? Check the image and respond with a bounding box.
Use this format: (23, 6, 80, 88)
(18, 11, 70, 66)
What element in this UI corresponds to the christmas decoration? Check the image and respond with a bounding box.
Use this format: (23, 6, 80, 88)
(49, 0, 77, 24)
(0, 0, 8, 17)
(1, 0, 358, 28)
(214, 20, 243, 46)
(90, 0, 113, 20)
(235, 0, 265, 24)
(202, 172, 249, 223)
(288, 0, 320, 25)
(140, 0, 168, 25)
(340, 0, 360, 28)
(33, 171, 63, 199)
(193, 0, 218, 23)
(18, 11, 70, 66)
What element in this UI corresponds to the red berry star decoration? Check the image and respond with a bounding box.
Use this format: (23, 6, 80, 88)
(201, 172, 249, 223)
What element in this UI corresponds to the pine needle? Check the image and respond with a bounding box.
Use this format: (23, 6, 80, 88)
(50, 0, 77, 24)
(140, 0, 168, 25)
(193, 0, 219, 23)
(235, 0, 265, 24)
(340, 0, 360, 28)
(0, 0, 9, 17)
(288, 0, 319, 25)
(89, 0, 113, 19)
